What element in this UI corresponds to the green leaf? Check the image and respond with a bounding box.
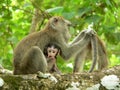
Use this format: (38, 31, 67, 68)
(85, 15, 102, 24)
(78, 6, 92, 17)
(63, 12, 75, 19)
(105, 0, 112, 6)
(46, 7, 64, 14)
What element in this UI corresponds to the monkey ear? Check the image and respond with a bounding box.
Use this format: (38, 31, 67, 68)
(57, 50, 61, 55)
(58, 50, 60, 54)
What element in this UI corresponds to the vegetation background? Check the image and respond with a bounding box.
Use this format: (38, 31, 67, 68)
(0, 0, 120, 73)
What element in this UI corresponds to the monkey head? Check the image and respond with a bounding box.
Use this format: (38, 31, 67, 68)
(45, 16, 72, 42)
(44, 43, 60, 60)
(47, 46, 59, 60)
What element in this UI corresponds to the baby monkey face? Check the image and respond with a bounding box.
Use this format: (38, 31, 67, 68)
(47, 46, 59, 60)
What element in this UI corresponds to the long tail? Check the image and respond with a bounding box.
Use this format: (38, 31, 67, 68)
(88, 34, 98, 72)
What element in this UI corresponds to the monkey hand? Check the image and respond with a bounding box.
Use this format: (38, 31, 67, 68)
(37, 71, 48, 78)
(85, 29, 96, 36)
(37, 71, 58, 83)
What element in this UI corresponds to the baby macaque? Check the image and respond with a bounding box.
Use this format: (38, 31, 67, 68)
(44, 43, 61, 74)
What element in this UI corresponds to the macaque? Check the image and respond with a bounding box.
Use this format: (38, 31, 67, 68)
(43, 43, 61, 74)
(13, 16, 94, 75)
(72, 30, 108, 73)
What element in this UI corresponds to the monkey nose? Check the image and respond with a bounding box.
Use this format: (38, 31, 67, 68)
(68, 23, 72, 27)
(65, 20, 72, 26)
(72, 24, 77, 28)
(48, 55, 53, 58)
(48, 56, 54, 60)
(48, 55, 52, 58)
(67, 22, 72, 27)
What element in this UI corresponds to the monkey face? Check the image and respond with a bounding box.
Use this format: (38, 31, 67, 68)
(49, 16, 72, 42)
(49, 16, 71, 31)
(47, 46, 59, 60)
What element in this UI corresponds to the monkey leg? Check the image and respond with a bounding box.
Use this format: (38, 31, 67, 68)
(53, 64, 61, 74)
(20, 46, 47, 74)
(97, 40, 108, 70)
(73, 46, 89, 73)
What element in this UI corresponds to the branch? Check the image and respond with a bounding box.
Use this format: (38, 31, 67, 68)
(29, 0, 52, 33)
(29, 9, 42, 33)
(0, 65, 120, 89)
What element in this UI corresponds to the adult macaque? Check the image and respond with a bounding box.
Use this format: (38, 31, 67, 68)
(72, 30, 108, 73)
(44, 43, 61, 74)
(13, 16, 94, 75)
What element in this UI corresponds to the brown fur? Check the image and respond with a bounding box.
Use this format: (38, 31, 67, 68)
(13, 16, 93, 75)
(44, 43, 61, 74)
(73, 33, 108, 73)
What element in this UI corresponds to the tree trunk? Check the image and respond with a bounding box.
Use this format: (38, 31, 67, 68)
(29, 9, 43, 33)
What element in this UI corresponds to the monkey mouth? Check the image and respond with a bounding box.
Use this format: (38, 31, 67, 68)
(48, 56, 55, 60)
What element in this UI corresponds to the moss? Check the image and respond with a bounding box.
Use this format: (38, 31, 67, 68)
(0, 74, 23, 90)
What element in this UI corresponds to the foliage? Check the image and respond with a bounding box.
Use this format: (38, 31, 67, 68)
(0, 0, 120, 72)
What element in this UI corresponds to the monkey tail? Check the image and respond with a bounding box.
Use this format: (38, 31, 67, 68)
(88, 34, 98, 73)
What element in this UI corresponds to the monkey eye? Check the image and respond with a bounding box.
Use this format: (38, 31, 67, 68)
(53, 18, 58, 23)
(48, 50, 52, 53)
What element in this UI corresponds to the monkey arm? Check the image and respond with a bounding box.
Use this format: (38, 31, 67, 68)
(70, 29, 96, 44)
(59, 30, 93, 60)
(70, 30, 86, 44)
(52, 64, 61, 74)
